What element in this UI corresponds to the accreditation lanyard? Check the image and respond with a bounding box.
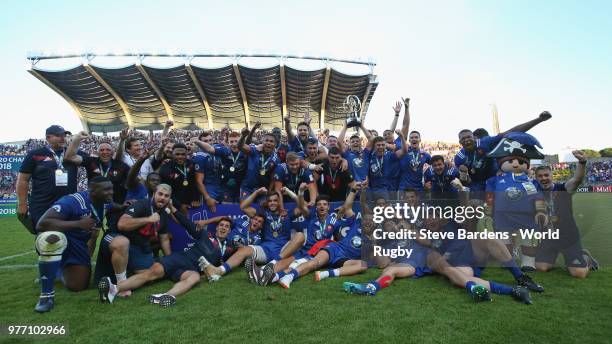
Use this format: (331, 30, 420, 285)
(98, 160, 112, 178)
(48, 147, 65, 170)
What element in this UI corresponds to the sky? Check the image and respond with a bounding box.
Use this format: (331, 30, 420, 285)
(0, 0, 610, 154)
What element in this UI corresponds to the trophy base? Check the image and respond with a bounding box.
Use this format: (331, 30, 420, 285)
(346, 119, 362, 128)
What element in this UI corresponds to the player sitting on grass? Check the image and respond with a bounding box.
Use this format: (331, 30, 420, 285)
(256, 183, 358, 286)
(265, 187, 368, 288)
(203, 187, 299, 282)
(98, 203, 220, 307)
(346, 214, 533, 304)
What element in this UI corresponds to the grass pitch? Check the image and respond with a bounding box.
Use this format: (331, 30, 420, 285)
(1, 193, 611, 344)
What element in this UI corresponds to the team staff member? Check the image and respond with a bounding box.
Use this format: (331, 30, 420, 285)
(17, 125, 89, 230)
(65, 130, 131, 204)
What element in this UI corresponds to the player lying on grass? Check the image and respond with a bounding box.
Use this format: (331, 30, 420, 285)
(98, 203, 220, 307)
(258, 186, 368, 288)
(202, 187, 299, 281)
(33, 177, 121, 313)
(255, 182, 362, 286)
(345, 214, 533, 304)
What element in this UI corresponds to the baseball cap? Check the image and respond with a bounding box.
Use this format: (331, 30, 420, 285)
(45, 125, 66, 136)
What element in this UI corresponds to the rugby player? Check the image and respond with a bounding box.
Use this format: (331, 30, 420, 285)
(534, 151, 599, 278)
(33, 177, 115, 312)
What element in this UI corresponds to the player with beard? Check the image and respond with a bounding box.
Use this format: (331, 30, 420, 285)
(238, 122, 280, 204)
(17, 125, 89, 231)
(454, 111, 552, 192)
(158, 143, 195, 215)
(424, 155, 460, 199)
(98, 199, 220, 307)
(99, 184, 174, 299)
(338, 120, 374, 185)
(33, 177, 115, 312)
(533, 151, 598, 278)
(65, 130, 130, 204)
(284, 114, 318, 154)
(273, 152, 317, 206)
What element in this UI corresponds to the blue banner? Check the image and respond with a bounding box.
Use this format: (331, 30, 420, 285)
(168, 202, 360, 252)
(0, 155, 24, 217)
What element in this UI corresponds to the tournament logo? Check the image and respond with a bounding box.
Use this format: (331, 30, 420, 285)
(504, 186, 524, 201)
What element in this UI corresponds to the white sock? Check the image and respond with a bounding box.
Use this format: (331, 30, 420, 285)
(318, 271, 330, 280)
(272, 275, 279, 283)
(115, 271, 127, 283)
(331, 268, 340, 277)
(521, 255, 535, 268)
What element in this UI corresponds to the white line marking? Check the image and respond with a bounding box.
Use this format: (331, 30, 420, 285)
(0, 250, 35, 262)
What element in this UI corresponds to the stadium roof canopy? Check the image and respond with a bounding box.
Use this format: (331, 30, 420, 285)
(27, 53, 378, 133)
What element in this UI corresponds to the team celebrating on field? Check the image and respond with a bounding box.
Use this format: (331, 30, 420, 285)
(15, 98, 598, 312)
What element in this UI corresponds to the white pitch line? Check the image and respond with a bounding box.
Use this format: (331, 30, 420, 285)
(0, 264, 37, 270)
(0, 250, 35, 262)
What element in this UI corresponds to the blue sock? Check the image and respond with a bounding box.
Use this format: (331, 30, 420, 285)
(222, 263, 232, 273)
(502, 259, 523, 280)
(328, 268, 338, 277)
(489, 281, 513, 295)
(276, 271, 287, 280)
(289, 268, 300, 280)
(465, 281, 476, 292)
(39, 260, 60, 296)
(370, 281, 381, 291)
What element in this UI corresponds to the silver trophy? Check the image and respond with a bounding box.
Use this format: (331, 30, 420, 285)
(344, 95, 362, 128)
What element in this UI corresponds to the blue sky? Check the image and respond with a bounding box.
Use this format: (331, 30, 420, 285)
(0, 0, 610, 153)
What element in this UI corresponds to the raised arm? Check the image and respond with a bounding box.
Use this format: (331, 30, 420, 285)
(337, 122, 349, 153)
(296, 182, 310, 218)
(126, 153, 150, 189)
(64, 131, 87, 165)
(240, 187, 267, 217)
(194, 138, 216, 154)
(284, 115, 295, 143)
(500, 111, 552, 136)
(339, 185, 359, 219)
(390, 101, 402, 132)
(400, 97, 411, 139)
(394, 129, 406, 159)
(359, 122, 374, 150)
(115, 128, 129, 161)
(565, 150, 587, 193)
(238, 127, 253, 155)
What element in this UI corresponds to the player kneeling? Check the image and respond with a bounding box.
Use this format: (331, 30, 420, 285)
(98, 204, 221, 307)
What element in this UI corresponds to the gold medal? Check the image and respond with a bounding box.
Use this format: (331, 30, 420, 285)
(183, 180, 189, 187)
(55, 169, 64, 176)
(260, 169, 266, 176)
(551, 215, 559, 224)
(229, 166, 235, 172)
(470, 168, 475, 174)
(272, 231, 278, 238)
